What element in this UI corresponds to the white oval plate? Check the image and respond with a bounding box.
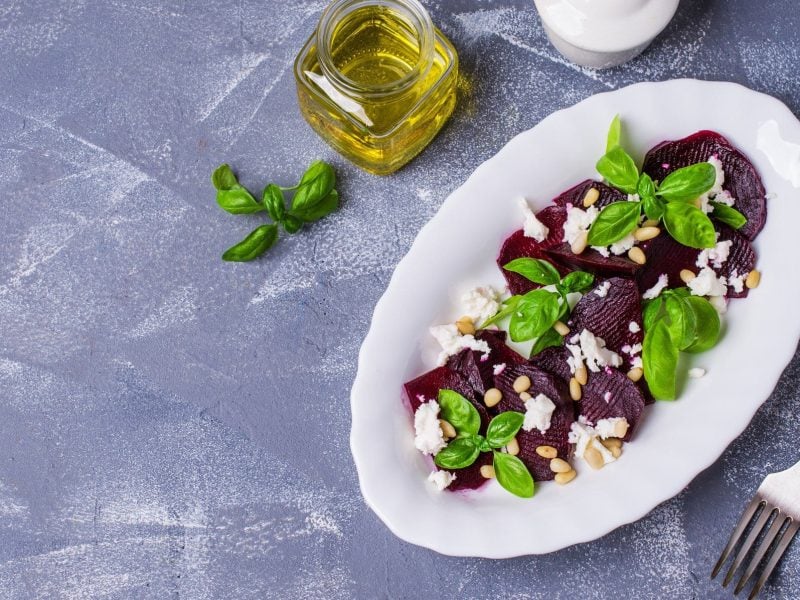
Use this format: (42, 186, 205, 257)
(350, 79, 800, 557)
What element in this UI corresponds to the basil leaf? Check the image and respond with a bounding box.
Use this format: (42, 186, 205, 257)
(222, 224, 279, 262)
(531, 327, 563, 357)
(643, 318, 678, 400)
(683, 296, 721, 353)
(508, 289, 562, 342)
(503, 258, 560, 286)
(434, 437, 480, 470)
(637, 172, 656, 199)
(711, 201, 747, 229)
(478, 437, 492, 453)
(560, 271, 595, 293)
(596, 146, 640, 194)
(642, 194, 665, 221)
(292, 160, 336, 212)
(211, 163, 239, 191)
(657, 163, 716, 201)
(282, 215, 303, 234)
(664, 294, 697, 351)
(480, 295, 521, 328)
(586, 201, 641, 246)
(486, 411, 525, 448)
(291, 189, 339, 222)
(493, 451, 535, 498)
(263, 184, 286, 222)
(438, 389, 481, 436)
(606, 114, 621, 153)
(662, 202, 716, 249)
(642, 296, 664, 331)
(216, 187, 263, 214)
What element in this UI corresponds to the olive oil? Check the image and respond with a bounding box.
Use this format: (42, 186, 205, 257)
(295, 0, 458, 175)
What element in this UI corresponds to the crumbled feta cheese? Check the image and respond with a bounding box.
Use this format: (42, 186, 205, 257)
(593, 281, 611, 297)
(687, 267, 727, 297)
(566, 342, 584, 374)
(603, 391, 611, 403)
(566, 329, 623, 374)
(609, 232, 636, 256)
(517, 197, 549, 242)
(696, 240, 732, 269)
(629, 321, 641, 334)
(429, 324, 491, 366)
(414, 400, 445, 455)
(621, 343, 642, 357)
(461, 286, 501, 324)
(493, 363, 506, 376)
(709, 295, 728, 314)
(522, 393, 556, 433)
(715, 190, 735, 206)
(631, 356, 643, 369)
(728, 270, 746, 294)
(642, 274, 669, 300)
(568, 417, 616, 464)
(563, 205, 598, 245)
(698, 155, 735, 211)
(595, 417, 629, 439)
(427, 470, 456, 491)
(688, 367, 706, 379)
(628, 193, 640, 203)
(593, 246, 610, 258)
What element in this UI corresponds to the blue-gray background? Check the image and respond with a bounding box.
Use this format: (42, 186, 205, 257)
(1, 0, 799, 598)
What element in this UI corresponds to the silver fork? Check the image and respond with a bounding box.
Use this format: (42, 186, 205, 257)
(712, 460, 800, 599)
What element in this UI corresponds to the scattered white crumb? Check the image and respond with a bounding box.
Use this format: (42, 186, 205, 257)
(688, 368, 706, 379)
(427, 470, 456, 491)
(642, 274, 669, 300)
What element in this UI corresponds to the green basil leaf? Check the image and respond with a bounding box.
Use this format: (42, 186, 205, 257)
(508, 289, 562, 342)
(263, 184, 286, 222)
(434, 437, 480, 470)
(596, 146, 640, 194)
(480, 295, 521, 328)
(664, 294, 697, 351)
(643, 318, 679, 400)
(642, 194, 665, 221)
(531, 327, 563, 357)
(493, 451, 535, 498)
(292, 160, 336, 212)
(282, 215, 303, 234)
(503, 258, 561, 286)
(478, 437, 492, 453)
(637, 172, 656, 199)
(560, 271, 595, 294)
(216, 187, 263, 214)
(486, 411, 525, 448)
(438, 389, 481, 436)
(211, 163, 239, 191)
(291, 189, 339, 222)
(642, 296, 664, 331)
(606, 114, 622, 153)
(662, 202, 716, 249)
(586, 200, 641, 246)
(657, 163, 717, 201)
(683, 296, 721, 353)
(222, 224, 279, 262)
(711, 201, 747, 230)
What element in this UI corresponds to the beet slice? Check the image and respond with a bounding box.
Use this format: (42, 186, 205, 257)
(579, 368, 646, 441)
(552, 179, 626, 210)
(546, 244, 640, 278)
(493, 364, 574, 481)
(637, 232, 698, 294)
(446, 330, 526, 396)
(642, 131, 766, 240)
(716, 225, 756, 299)
(448, 453, 494, 492)
(530, 346, 572, 381)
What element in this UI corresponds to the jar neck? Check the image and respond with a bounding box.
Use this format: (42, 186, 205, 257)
(315, 0, 435, 100)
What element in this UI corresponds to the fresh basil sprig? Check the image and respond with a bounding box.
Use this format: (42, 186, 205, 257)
(212, 161, 340, 262)
(433, 390, 534, 498)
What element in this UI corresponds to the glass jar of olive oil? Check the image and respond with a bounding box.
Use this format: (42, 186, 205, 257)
(294, 0, 458, 175)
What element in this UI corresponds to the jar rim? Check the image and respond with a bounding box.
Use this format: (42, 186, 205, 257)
(315, 0, 435, 98)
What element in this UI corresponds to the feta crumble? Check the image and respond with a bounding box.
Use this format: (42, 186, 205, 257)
(563, 205, 598, 245)
(493, 363, 507, 376)
(687, 267, 727, 297)
(522, 393, 556, 433)
(461, 286, 501, 324)
(518, 197, 549, 242)
(696, 240, 732, 269)
(414, 400, 446, 455)
(595, 417, 629, 439)
(628, 321, 641, 334)
(631, 356, 643, 369)
(429, 324, 491, 366)
(427, 470, 456, 491)
(698, 155, 736, 213)
(568, 417, 617, 464)
(642, 274, 669, 300)
(688, 367, 706, 379)
(593, 281, 611, 297)
(709, 295, 728, 314)
(566, 329, 623, 373)
(728, 270, 746, 294)
(592, 232, 635, 258)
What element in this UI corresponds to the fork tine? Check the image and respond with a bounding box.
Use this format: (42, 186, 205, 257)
(723, 503, 776, 586)
(748, 519, 800, 600)
(712, 497, 764, 579)
(734, 513, 789, 594)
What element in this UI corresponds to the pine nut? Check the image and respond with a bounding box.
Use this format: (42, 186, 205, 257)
(634, 226, 660, 241)
(746, 269, 761, 289)
(550, 457, 571, 473)
(440, 419, 456, 439)
(484, 388, 502, 408)
(628, 246, 646, 265)
(569, 377, 582, 401)
(611, 446, 622, 458)
(555, 469, 577, 484)
(571, 231, 588, 255)
(513, 375, 531, 393)
(679, 269, 696, 284)
(553, 320, 570, 336)
(612, 419, 629, 438)
(575, 365, 588, 386)
(535, 445, 558, 459)
(456, 316, 475, 335)
(506, 437, 520, 456)
(627, 367, 643, 382)
(519, 391, 532, 401)
(584, 446, 604, 470)
(600, 437, 622, 450)
(582, 187, 600, 207)
(642, 219, 659, 228)
(480, 465, 496, 479)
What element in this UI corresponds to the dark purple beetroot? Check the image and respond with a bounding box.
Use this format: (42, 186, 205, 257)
(446, 330, 526, 396)
(716, 225, 757, 299)
(530, 346, 572, 382)
(546, 244, 641, 278)
(568, 277, 644, 369)
(403, 366, 489, 428)
(552, 179, 626, 210)
(579, 368, 646, 441)
(637, 232, 699, 294)
(642, 131, 766, 240)
(493, 364, 574, 481)
(449, 453, 494, 492)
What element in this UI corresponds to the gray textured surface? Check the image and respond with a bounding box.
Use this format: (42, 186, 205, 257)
(1, 0, 799, 598)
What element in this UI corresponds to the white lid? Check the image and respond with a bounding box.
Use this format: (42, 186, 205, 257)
(533, 0, 680, 54)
